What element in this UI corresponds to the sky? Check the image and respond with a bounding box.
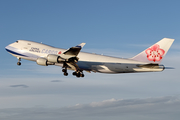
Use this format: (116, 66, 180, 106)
(0, 0, 180, 120)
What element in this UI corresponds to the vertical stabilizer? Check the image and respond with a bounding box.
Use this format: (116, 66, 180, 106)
(131, 38, 174, 64)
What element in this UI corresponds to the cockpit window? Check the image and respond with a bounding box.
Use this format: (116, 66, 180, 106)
(16, 41, 18, 43)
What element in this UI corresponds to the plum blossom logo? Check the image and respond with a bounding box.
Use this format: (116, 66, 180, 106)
(145, 44, 165, 62)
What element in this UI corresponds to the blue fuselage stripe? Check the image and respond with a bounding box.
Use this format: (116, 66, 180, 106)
(5, 48, 28, 57)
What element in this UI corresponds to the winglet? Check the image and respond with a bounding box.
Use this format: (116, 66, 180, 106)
(75, 43, 86, 48)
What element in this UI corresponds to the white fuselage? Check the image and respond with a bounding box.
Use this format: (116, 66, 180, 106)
(5, 40, 164, 74)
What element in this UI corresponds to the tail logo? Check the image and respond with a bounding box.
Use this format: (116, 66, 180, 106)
(58, 51, 61, 54)
(145, 44, 165, 62)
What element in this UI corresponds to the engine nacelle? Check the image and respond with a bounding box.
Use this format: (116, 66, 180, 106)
(47, 54, 65, 63)
(36, 58, 48, 66)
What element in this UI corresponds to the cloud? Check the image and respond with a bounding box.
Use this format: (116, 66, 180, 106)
(1, 96, 180, 120)
(10, 84, 29, 88)
(51, 80, 63, 82)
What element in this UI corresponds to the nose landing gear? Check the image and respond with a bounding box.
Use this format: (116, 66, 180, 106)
(17, 58, 21, 66)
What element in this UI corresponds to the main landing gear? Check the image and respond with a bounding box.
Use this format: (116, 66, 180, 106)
(62, 62, 68, 76)
(17, 58, 21, 66)
(62, 69, 85, 78)
(62, 69, 68, 76)
(72, 71, 84, 78)
(62, 62, 84, 77)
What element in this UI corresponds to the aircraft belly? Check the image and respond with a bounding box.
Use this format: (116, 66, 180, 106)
(78, 61, 136, 73)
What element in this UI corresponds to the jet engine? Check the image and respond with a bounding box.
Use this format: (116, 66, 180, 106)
(47, 54, 64, 63)
(36, 58, 55, 66)
(36, 58, 48, 66)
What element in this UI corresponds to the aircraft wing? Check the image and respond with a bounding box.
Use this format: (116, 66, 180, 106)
(62, 43, 86, 75)
(63, 43, 86, 56)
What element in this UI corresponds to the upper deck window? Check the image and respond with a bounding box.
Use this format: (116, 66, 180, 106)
(28, 43, 31, 45)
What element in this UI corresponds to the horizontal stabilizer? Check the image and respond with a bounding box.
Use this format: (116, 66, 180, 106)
(137, 63, 165, 70)
(164, 67, 175, 69)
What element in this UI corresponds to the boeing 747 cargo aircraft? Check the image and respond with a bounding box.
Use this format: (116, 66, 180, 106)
(5, 38, 174, 78)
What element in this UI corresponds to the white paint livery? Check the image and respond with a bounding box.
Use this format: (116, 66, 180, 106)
(5, 38, 174, 77)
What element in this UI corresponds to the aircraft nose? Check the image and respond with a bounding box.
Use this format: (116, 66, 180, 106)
(5, 45, 11, 52)
(5, 45, 9, 51)
(5, 42, 14, 52)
